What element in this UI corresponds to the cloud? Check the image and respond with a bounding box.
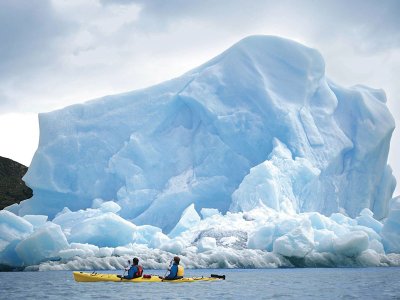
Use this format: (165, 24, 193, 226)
(292, 0, 400, 54)
(0, 0, 71, 76)
(99, 0, 400, 52)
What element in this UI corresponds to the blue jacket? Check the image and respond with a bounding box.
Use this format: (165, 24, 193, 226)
(165, 264, 178, 279)
(125, 265, 139, 279)
(165, 263, 184, 279)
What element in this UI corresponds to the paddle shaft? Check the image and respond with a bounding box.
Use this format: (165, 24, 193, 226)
(122, 260, 130, 278)
(163, 260, 173, 278)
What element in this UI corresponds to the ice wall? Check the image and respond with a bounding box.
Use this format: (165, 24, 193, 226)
(15, 36, 395, 234)
(2, 204, 400, 271)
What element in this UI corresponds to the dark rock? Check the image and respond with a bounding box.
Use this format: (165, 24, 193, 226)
(0, 156, 32, 210)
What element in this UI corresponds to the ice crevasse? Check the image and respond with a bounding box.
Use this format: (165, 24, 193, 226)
(1, 35, 399, 270)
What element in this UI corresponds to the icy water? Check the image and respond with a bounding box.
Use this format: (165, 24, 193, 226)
(1, 268, 400, 299)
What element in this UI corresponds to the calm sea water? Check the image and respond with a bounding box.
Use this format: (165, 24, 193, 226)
(1, 268, 400, 299)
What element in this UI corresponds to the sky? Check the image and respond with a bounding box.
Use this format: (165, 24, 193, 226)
(0, 0, 399, 195)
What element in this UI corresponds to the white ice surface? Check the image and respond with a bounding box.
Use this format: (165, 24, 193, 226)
(1, 205, 400, 269)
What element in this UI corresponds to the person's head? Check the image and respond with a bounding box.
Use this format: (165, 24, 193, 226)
(173, 256, 180, 265)
(128, 260, 131, 265)
(133, 257, 139, 265)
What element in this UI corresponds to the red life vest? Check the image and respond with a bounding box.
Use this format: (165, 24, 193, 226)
(135, 265, 143, 277)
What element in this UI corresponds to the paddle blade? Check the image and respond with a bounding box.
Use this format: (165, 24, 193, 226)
(210, 274, 225, 280)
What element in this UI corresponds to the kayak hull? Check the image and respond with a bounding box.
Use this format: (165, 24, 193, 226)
(73, 272, 224, 283)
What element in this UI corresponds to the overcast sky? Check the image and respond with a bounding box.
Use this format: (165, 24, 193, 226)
(0, 0, 399, 195)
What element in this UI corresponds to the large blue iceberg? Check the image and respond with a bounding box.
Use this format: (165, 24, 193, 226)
(1, 36, 399, 270)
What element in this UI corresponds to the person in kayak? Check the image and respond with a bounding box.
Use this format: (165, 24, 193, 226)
(163, 256, 184, 280)
(118, 257, 143, 279)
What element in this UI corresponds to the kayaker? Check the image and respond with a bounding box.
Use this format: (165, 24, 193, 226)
(163, 256, 184, 280)
(118, 257, 143, 279)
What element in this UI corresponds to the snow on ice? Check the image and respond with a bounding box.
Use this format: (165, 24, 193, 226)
(1, 36, 399, 270)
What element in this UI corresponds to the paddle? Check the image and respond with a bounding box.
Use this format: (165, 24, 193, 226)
(161, 259, 173, 279)
(119, 260, 131, 280)
(211, 274, 226, 280)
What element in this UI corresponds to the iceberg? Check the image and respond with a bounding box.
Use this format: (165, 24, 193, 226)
(0, 210, 33, 246)
(15, 223, 69, 266)
(1, 35, 399, 270)
(169, 204, 201, 238)
(382, 196, 400, 252)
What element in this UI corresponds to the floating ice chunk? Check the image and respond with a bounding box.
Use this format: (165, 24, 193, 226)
(68, 212, 136, 247)
(70, 243, 99, 253)
(159, 238, 186, 254)
(231, 139, 320, 214)
(59, 248, 91, 260)
(98, 201, 121, 213)
(275, 218, 300, 236)
(52, 207, 103, 234)
(92, 198, 104, 209)
(147, 231, 170, 249)
(55, 207, 72, 218)
(195, 247, 284, 268)
(356, 208, 383, 233)
(23, 215, 48, 228)
(326, 222, 348, 237)
(91, 199, 121, 213)
(0, 240, 24, 268)
(0, 211, 33, 237)
(273, 221, 314, 257)
(61, 208, 165, 248)
(357, 249, 381, 267)
(220, 236, 240, 247)
(330, 213, 357, 226)
(247, 224, 275, 251)
(382, 196, 400, 252)
(168, 204, 201, 238)
(333, 231, 369, 257)
(58, 243, 111, 260)
(3, 206, 400, 270)
(197, 237, 217, 252)
(132, 225, 169, 248)
(0, 210, 33, 251)
(351, 225, 381, 242)
(98, 247, 114, 257)
(369, 239, 385, 254)
(15, 223, 68, 265)
(200, 208, 221, 219)
(360, 208, 374, 217)
(308, 213, 330, 230)
(313, 229, 335, 253)
(0, 211, 34, 267)
(113, 245, 135, 257)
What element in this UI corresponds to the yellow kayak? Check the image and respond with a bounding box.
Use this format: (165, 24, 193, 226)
(73, 272, 225, 283)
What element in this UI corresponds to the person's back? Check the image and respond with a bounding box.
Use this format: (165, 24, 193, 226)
(124, 257, 143, 279)
(164, 256, 184, 280)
